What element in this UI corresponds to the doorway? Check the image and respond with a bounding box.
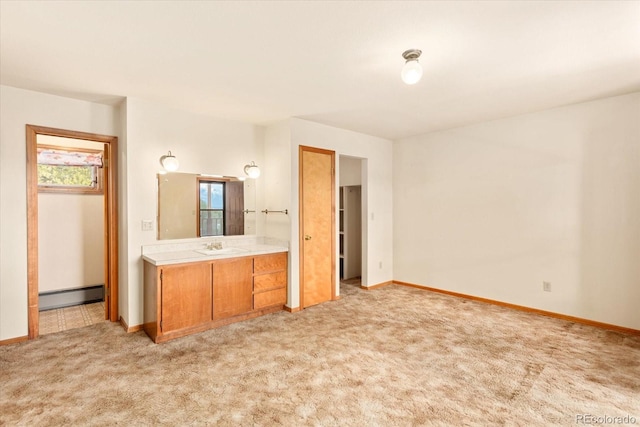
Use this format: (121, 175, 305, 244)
(339, 155, 364, 291)
(26, 125, 118, 339)
(299, 145, 335, 308)
(339, 185, 362, 281)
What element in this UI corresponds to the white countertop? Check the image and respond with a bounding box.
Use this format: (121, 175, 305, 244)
(142, 244, 288, 266)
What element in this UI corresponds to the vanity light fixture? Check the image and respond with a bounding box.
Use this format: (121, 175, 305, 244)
(244, 161, 260, 179)
(401, 49, 423, 85)
(160, 151, 179, 172)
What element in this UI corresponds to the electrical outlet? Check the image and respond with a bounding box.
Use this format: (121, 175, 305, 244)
(379, 261, 383, 269)
(141, 219, 154, 231)
(543, 281, 551, 292)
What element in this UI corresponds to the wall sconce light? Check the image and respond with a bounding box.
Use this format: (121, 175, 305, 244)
(160, 151, 179, 172)
(244, 161, 261, 178)
(401, 49, 423, 85)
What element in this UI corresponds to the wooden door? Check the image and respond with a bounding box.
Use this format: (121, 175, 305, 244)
(213, 257, 253, 320)
(161, 263, 212, 332)
(299, 146, 335, 308)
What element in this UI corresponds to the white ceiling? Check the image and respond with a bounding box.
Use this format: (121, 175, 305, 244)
(1, 1, 639, 140)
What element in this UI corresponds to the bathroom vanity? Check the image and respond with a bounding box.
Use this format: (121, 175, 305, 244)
(142, 244, 287, 343)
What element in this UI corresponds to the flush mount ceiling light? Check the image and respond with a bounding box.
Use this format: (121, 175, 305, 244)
(244, 161, 261, 179)
(160, 151, 179, 172)
(401, 49, 423, 85)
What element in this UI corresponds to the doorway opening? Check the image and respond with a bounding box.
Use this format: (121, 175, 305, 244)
(338, 155, 364, 293)
(26, 125, 118, 339)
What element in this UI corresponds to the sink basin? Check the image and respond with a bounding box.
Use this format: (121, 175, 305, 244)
(195, 247, 248, 256)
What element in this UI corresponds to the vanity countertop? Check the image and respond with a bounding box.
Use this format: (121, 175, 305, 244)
(142, 244, 288, 266)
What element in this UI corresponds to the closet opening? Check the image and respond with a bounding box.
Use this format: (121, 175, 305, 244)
(338, 155, 363, 291)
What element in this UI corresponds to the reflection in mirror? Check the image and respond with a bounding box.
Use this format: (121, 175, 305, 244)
(158, 172, 256, 240)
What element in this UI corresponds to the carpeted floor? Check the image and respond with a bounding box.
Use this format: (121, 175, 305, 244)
(1, 283, 638, 426)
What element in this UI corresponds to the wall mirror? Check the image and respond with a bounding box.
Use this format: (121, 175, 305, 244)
(157, 172, 256, 240)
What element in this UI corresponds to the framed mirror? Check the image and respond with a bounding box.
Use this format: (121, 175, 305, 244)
(157, 172, 256, 240)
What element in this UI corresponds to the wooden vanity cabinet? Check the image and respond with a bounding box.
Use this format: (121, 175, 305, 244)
(143, 251, 288, 343)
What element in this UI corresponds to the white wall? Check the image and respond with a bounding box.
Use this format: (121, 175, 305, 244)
(0, 85, 120, 340)
(38, 194, 104, 292)
(393, 92, 640, 329)
(122, 98, 265, 327)
(263, 120, 292, 241)
(287, 118, 394, 308)
(339, 156, 362, 186)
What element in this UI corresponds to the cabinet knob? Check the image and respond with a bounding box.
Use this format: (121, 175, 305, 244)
(304, 235, 312, 241)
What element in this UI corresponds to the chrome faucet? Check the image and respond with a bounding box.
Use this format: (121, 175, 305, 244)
(206, 241, 223, 250)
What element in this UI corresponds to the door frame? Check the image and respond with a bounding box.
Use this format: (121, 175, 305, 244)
(298, 145, 336, 308)
(26, 125, 119, 339)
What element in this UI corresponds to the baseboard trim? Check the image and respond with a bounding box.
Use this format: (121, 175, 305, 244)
(119, 316, 143, 333)
(284, 306, 302, 313)
(39, 284, 104, 311)
(393, 280, 640, 337)
(361, 280, 393, 290)
(0, 335, 29, 346)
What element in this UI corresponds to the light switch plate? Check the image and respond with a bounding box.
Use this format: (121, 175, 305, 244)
(141, 219, 154, 231)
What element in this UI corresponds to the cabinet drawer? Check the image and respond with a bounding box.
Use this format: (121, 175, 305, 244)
(254, 253, 287, 273)
(254, 271, 287, 292)
(254, 287, 286, 309)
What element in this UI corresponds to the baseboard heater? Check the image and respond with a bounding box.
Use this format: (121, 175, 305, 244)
(39, 285, 104, 311)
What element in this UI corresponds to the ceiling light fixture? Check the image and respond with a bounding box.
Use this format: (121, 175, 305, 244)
(160, 151, 179, 172)
(244, 161, 261, 179)
(401, 49, 423, 85)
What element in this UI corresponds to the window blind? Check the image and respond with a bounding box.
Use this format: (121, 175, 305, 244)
(37, 148, 103, 167)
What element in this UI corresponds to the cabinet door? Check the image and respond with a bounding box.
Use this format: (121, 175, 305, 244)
(161, 263, 212, 333)
(213, 257, 253, 320)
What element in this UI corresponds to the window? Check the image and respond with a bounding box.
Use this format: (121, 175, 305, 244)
(199, 180, 225, 236)
(37, 145, 104, 194)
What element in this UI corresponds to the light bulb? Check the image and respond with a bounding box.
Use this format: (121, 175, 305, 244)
(160, 152, 179, 172)
(244, 162, 260, 178)
(401, 60, 423, 85)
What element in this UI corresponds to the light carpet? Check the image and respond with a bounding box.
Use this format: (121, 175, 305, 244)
(1, 283, 638, 426)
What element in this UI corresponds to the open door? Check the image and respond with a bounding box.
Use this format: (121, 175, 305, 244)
(299, 145, 335, 308)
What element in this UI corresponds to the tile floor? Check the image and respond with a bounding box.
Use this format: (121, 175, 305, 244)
(39, 302, 107, 335)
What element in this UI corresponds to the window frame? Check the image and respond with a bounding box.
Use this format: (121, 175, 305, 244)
(197, 178, 226, 237)
(37, 144, 104, 195)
